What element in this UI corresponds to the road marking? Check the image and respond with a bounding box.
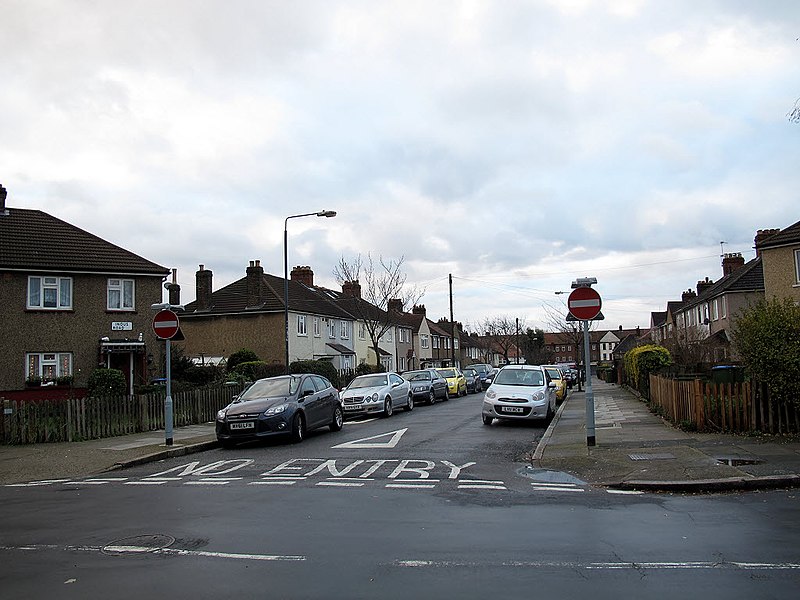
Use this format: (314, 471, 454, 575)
(5, 479, 70, 487)
(606, 489, 645, 495)
(458, 479, 507, 490)
(249, 481, 297, 486)
(63, 481, 109, 486)
(332, 428, 408, 449)
(385, 483, 437, 489)
(395, 559, 800, 570)
(124, 481, 167, 486)
(316, 481, 365, 487)
(0, 544, 305, 563)
(531, 482, 585, 493)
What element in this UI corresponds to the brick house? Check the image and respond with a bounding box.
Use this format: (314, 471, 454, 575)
(0, 186, 170, 396)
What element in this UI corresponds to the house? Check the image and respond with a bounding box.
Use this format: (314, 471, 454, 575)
(0, 185, 171, 396)
(396, 305, 434, 369)
(755, 222, 800, 304)
(180, 262, 357, 371)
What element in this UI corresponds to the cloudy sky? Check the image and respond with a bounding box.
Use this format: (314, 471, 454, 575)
(3, 0, 798, 333)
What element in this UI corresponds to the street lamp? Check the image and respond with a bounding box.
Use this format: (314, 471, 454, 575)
(284, 210, 337, 374)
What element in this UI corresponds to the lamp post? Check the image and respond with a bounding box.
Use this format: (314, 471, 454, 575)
(284, 210, 337, 374)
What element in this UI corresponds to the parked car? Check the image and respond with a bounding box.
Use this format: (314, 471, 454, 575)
(340, 372, 413, 418)
(468, 363, 493, 387)
(481, 365, 557, 425)
(402, 369, 449, 404)
(462, 367, 482, 393)
(216, 374, 343, 448)
(438, 367, 467, 397)
(542, 365, 568, 404)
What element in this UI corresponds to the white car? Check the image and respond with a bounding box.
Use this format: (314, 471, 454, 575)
(481, 365, 557, 425)
(341, 372, 413, 418)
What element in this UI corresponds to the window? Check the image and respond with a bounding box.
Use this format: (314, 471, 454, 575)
(432, 336, 440, 349)
(28, 276, 72, 310)
(385, 328, 392, 342)
(107, 278, 135, 310)
(711, 299, 718, 321)
(399, 357, 406, 371)
(26, 352, 72, 382)
(340, 320, 350, 340)
(454, 338, 459, 350)
(297, 315, 307, 336)
(795, 249, 800, 283)
(313, 317, 320, 337)
(721, 296, 727, 319)
(421, 334, 429, 349)
(359, 322, 366, 340)
(568, 345, 572, 351)
(328, 320, 336, 338)
(445, 337, 450, 350)
(342, 355, 353, 370)
(399, 328, 410, 343)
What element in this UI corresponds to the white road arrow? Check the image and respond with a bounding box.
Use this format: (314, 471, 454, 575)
(332, 428, 408, 449)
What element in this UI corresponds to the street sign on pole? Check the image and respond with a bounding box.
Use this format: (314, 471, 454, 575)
(567, 287, 602, 321)
(153, 309, 180, 340)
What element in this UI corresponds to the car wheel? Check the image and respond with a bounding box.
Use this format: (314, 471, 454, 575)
(330, 405, 343, 432)
(461, 386, 467, 397)
(382, 397, 393, 418)
(477, 383, 482, 393)
(545, 402, 554, 424)
(444, 389, 450, 401)
(291, 412, 305, 443)
(428, 390, 436, 405)
(482, 415, 493, 425)
(405, 394, 414, 411)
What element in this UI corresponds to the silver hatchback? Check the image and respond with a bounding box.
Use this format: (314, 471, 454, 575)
(481, 365, 557, 425)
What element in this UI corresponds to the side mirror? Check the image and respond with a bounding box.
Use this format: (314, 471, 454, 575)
(303, 389, 315, 397)
(548, 382, 557, 388)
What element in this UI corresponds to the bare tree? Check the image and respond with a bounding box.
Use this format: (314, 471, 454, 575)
(333, 254, 423, 368)
(479, 315, 526, 364)
(542, 300, 601, 389)
(790, 97, 800, 123)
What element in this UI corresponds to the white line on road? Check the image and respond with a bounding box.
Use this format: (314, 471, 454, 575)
(5, 479, 71, 487)
(385, 483, 437, 489)
(249, 481, 297, 486)
(124, 481, 167, 485)
(316, 481, 365, 487)
(458, 484, 507, 490)
(395, 559, 800, 571)
(606, 489, 645, 495)
(0, 544, 305, 563)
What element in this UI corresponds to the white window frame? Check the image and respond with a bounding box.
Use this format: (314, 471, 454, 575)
(26, 352, 73, 382)
(432, 336, 440, 349)
(795, 249, 800, 284)
(328, 319, 336, 339)
(385, 328, 392, 342)
(297, 314, 307, 336)
(454, 338, 459, 350)
(107, 278, 135, 311)
(399, 357, 406, 371)
(340, 320, 350, 340)
(421, 334, 429, 349)
(342, 355, 353, 370)
(27, 276, 72, 310)
(313, 317, 320, 337)
(359, 322, 366, 340)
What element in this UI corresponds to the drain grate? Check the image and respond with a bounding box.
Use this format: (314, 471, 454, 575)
(628, 453, 675, 461)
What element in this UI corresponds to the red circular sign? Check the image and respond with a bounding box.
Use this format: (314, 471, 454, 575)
(153, 309, 180, 339)
(568, 287, 602, 320)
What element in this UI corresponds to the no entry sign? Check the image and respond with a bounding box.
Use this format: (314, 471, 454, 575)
(568, 287, 602, 320)
(153, 309, 180, 340)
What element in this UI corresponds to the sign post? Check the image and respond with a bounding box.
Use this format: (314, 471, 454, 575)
(153, 309, 180, 446)
(568, 281, 601, 447)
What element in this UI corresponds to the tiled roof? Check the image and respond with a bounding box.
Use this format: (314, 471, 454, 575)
(756, 220, 800, 249)
(681, 257, 763, 310)
(0, 207, 169, 275)
(650, 312, 667, 327)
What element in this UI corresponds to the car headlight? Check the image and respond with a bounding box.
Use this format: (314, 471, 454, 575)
(264, 404, 288, 415)
(368, 393, 379, 402)
(216, 409, 227, 420)
(532, 391, 545, 401)
(485, 389, 496, 399)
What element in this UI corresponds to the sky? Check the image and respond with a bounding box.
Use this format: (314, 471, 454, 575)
(2, 0, 798, 334)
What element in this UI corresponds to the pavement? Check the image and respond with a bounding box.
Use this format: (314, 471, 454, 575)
(1, 378, 799, 492)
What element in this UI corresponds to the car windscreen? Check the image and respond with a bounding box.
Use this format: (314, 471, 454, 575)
(349, 374, 388, 389)
(463, 369, 476, 376)
(544, 368, 562, 380)
(438, 369, 457, 378)
(403, 371, 430, 381)
(494, 369, 544, 387)
(239, 377, 298, 400)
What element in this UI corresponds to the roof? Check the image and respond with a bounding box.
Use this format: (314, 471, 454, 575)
(680, 257, 763, 311)
(326, 343, 355, 355)
(0, 207, 169, 275)
(650, 311, 667, 328)
(756, 221, 800, 250)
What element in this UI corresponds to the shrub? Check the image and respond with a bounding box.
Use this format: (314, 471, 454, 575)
(290, 360, 341, 389)
(623, 345, 672, 398)
(233, 361, 285, 381)
(227, 348, 260, 373)
(87, 368, 127, 396)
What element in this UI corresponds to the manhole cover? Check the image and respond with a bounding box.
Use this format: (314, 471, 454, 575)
(102, 534, 176, 556)
(628, 453, 675, 461)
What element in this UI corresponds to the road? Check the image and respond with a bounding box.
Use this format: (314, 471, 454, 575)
(2, 390, 799, 599)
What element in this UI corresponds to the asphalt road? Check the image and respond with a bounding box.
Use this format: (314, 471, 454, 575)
(2, 391, 799, 599)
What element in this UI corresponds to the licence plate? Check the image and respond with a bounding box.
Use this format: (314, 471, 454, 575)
(229, 421, 255, 430)
(345, 405, 363, 411)
(501, 406, 524, 414)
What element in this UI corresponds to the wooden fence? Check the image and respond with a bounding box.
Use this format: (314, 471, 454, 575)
(648, 374, 799, 434)
(0, 384, 240, 445)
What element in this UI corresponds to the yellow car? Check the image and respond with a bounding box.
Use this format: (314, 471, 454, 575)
(543, 365, 567, 403)
(437, 368, 467, 397)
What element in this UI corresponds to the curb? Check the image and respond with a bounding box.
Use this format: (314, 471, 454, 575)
(108, 439, 219, 471)
(607, 473, 800, 493)
(531, 393, 571, 463)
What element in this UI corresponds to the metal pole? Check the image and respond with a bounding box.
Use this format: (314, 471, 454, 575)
(284, 222, 290, 375)
(583, 319, 595, 446)
(449, 274, 455, 367)
(516, 318, 520, 364)
(165, 338, 174, 446)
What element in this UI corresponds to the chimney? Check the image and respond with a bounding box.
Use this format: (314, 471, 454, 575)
(636, 326, 641, 337)
(618, 325, 623, 331)
(721, 252, 745, 276)
(290, 265, 314, 287)
(412, 304, 426, 316)
(388, 298, 404, 314)
(342, 280, 361, 298)
(696, 277, 713, 297)
(195, 264, 213, 311)
(0, 184, 8, 216)
(246, 260, 265, 308)
(167, 268, 181, 306)
(754, 228, 780, 257)
(681, 289, 697, 302)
